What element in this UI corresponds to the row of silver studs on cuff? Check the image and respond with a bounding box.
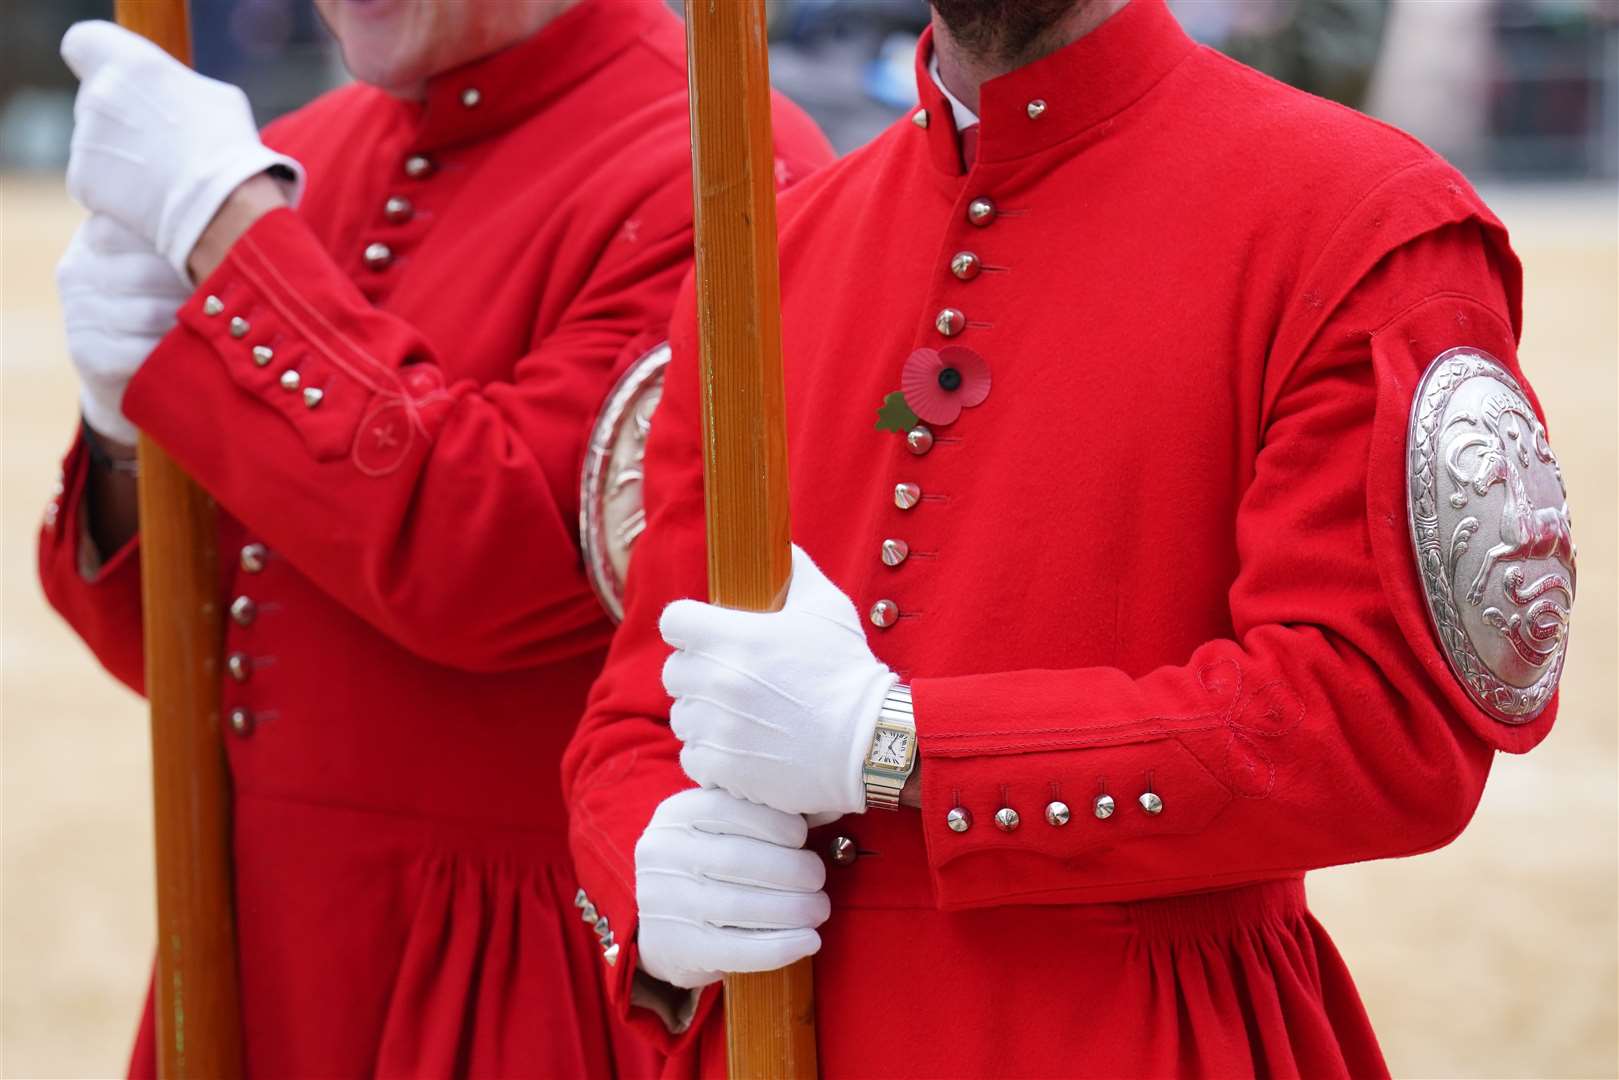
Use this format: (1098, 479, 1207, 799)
(573, 887, 619, 967)
(203, 294, 324, 409)
(947, 789, 1163, 834)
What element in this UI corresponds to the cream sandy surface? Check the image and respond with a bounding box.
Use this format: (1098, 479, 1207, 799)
(2, 174, 1614, 1078)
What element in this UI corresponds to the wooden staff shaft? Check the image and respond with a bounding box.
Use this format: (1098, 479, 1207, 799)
(683, 2, 816, 1077)
(113, 2, 245, 1076)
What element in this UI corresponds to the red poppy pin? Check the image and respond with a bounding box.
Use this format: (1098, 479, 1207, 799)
(876, 345, 992, 432)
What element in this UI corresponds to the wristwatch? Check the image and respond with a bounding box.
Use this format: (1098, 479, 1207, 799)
(863, 682, 917, 811)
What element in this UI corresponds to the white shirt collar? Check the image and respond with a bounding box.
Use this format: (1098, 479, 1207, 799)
(928, 50, 980, 131)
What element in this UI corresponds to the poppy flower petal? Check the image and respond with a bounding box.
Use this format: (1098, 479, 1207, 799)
(938, 345, 992, 408)
(900, 347, 963, 425)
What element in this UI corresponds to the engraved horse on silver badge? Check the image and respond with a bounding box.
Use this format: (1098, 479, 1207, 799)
(1445, 394, 1575, 611)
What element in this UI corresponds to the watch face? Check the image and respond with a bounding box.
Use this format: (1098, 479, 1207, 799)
(871, 727, 912, 769)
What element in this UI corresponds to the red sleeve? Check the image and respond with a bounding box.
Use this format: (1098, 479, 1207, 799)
(37, 436, 147, 694)
(913, 219, 1557, 909)
(122, 203, 693, 673)
(561, 273, 717, 1050)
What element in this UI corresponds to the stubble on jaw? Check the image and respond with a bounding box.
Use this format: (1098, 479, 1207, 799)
(928, 0, 1090, 68)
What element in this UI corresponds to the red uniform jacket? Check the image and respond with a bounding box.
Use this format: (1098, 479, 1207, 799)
(37, 3, 832, 1076)
(561, 3, 1560, 1076)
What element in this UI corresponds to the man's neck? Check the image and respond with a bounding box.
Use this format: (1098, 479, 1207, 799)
(931, 0, 1130, 116)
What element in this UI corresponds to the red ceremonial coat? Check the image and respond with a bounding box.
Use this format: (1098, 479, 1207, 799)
(562, 2, 1560, 1076)
(36, 2, 832, 1076)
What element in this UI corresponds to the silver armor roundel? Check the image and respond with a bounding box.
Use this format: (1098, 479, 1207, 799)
(1407, 347, 1575, 723)
(581, 342, 670, 622)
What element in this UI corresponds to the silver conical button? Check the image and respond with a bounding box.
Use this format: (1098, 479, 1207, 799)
(574, 888, 588, 908)
(880, 538, 909, 567)
(226, 652, 252, 682)
(1139, 791, 1163, 816)
(906, 425, 934, 455)
(580, 902, 597, 923)
(229, 595, 257, 626)
(828, 835, 858, 865)
(950, 251, 981, 281)
(460, 87, 481, 108)
(935, 308, 965, 337)
(251, 345, 273, 367)
(869, 599, 898, 629)
(228, 707, 254, 737)
(893, 482, 921, 510)
(228, 316, 250, 339)
(303, 387, 325, 409)
(1026, 99, 1048, 120)
(911, 109, 929, 128)
(967, 197, 997, 226)
(239, 543, 267, 573)
(203, 295, 224, 316)
(1093, 794, 1116, 820)
(946, 806, 972, 833)
(994, 807, 1020, 832)
(404, 154, 434, 178)
(279, 370, 301, 391)
(602, 943, 620, 966)
(384, 196, 413, 223)
(363, 242, 393, 269)
(1044, 801, 1071, 826)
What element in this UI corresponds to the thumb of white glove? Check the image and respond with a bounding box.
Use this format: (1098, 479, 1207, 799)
(635, 788, 829, 990)
(61, 20, 305, 278)
(57, 215, 191, 444)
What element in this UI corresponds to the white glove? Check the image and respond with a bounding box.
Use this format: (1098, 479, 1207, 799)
(60, 20, 305, 279)
(635, 788, 830, 990)
(660, 545, 898, 817)
(57, 215, 192, 445)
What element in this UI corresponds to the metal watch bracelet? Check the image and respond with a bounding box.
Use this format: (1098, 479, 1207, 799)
(864, 682, 916, 811)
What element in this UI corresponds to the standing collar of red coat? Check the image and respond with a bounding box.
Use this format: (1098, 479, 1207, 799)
(406, 0, 665, 154)
(912, 0, 1197, 175)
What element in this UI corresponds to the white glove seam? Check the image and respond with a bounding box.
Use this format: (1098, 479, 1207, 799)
(681, 645, 812, 710)
(676, 693, 791, 734)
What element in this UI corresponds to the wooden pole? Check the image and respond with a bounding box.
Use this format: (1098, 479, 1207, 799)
(683, 2, 817, 1077)
(112, 2, 245, 1076)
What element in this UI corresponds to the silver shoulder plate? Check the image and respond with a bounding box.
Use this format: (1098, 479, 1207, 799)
(1407, 348, 1575, 722)
(581, 343, 670, 622)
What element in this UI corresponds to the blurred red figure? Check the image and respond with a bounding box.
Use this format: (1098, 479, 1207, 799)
(563, 0, 1572, 1076)
(40, 0, 832, 1075)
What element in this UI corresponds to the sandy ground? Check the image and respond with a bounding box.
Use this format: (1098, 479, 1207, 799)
(1, 173, 1614, 1078)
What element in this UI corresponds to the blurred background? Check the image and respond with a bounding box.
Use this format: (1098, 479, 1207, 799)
(2, 0, 1615, 1076)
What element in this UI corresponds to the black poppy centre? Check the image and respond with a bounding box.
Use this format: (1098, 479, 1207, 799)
(938, 367, 962, 391)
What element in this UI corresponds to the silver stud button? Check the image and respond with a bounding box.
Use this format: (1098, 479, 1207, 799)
(893, 482, 921, 510)
(404, 154, 434, 178)
(363, 242, 393, 269)
(279, 370, 301, 391)
(1026, 99, 1048, 120)
(460, 87, 481, 108)
(228, 707, 254, 737)
(239, 543, 267, 573)
(574, 888, 588, 908)
(950, 251, 981, 281)
(602, 943, 620, 966)
(994, 807, 1020, 833)
(580, 902, 597, 923)
(226, 652, 251, 682)
(911, 109, 929, 128)
(1093, 794, 1116, 820)
(228, 316, 249, 339)
(1139, 791, 1164, 815)
(935, 308, 965, 337)
(869, 599, 898, 629)
(906, 425, 934, 455)
(1044, 800, 1071, 826)
(302, 387, 325, 409)
(828, 835, 858, 866)
(384, 196, 413, 223)
(203, 295, 224, 316)
(967, 197, 997, 226)
(880, 538, 910, 567)
(251, 345, 273, 367)
(229, 595, 257, 626)
(946, 806, 972, 833)
(593, 915, 610, 939)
